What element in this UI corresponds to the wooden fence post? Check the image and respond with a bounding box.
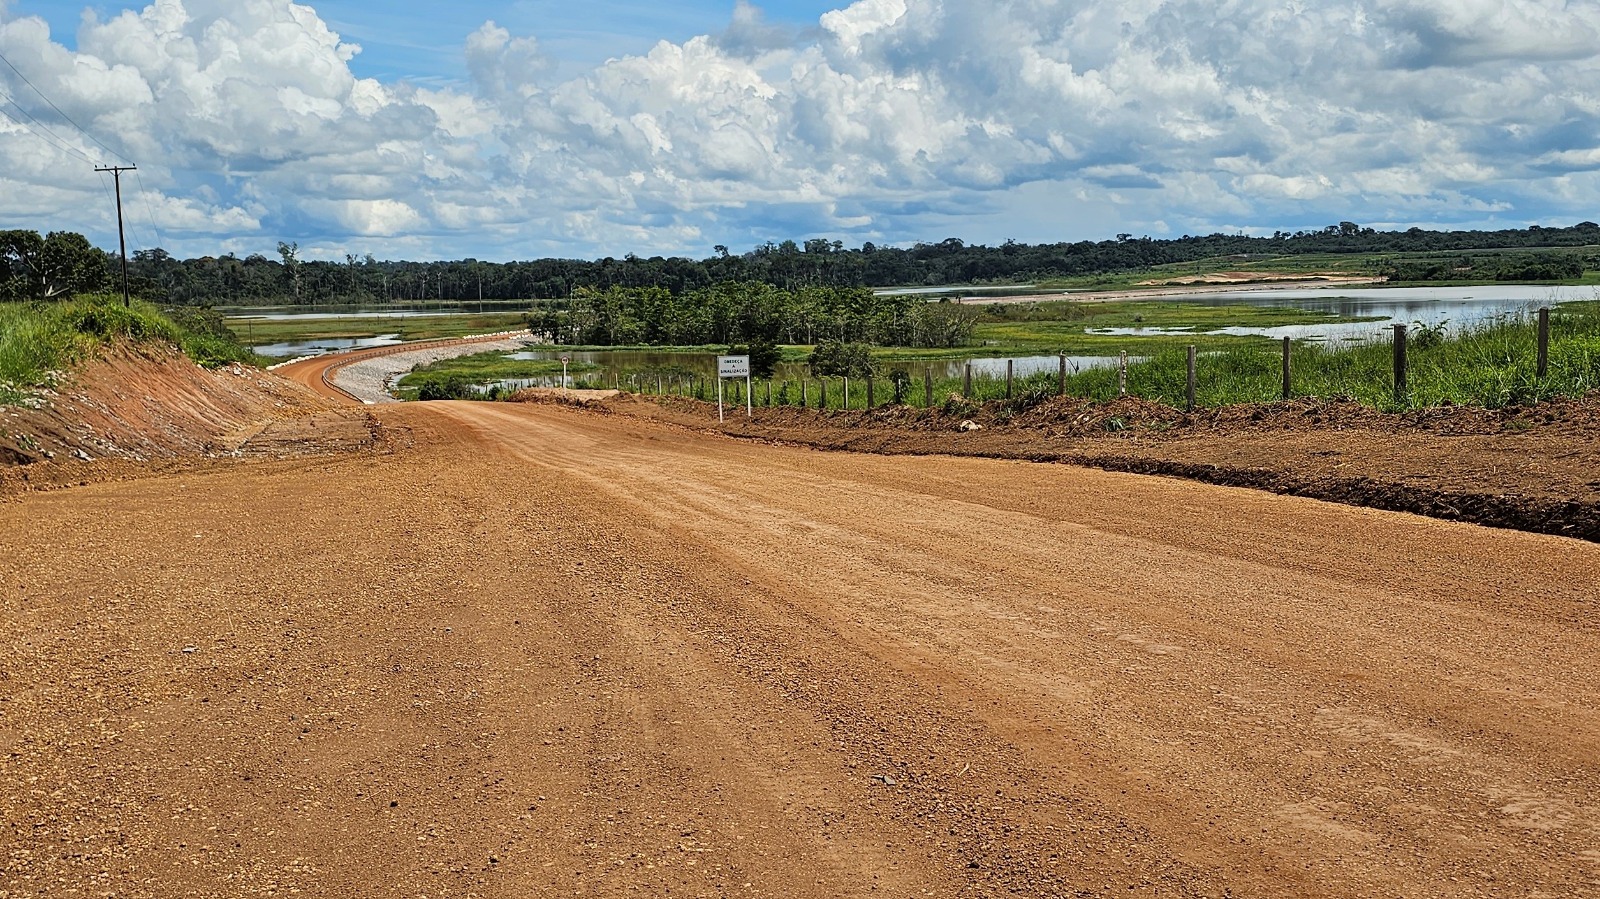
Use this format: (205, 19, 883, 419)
(801, 379, 809, 407)
(963, 363, 972, 397)
(1186, 345, 1197, 413)
(1393, 323, 1408, 405)
(819, 378, 827, 409)
(867, 375, 875, 408)
(1058, 354, 1067, 396)
(842, 376, 850, 410)
(924, 367, 933, 407)
(1538, 307, 1550, 378)
(1005, 359, 1014, 399)
(1281, 336, 1292, 400)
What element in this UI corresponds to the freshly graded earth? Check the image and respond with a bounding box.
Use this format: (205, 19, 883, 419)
(4, 385, 1600, 896)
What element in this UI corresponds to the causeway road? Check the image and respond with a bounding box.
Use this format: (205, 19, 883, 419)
(3, 399, 1598, 897)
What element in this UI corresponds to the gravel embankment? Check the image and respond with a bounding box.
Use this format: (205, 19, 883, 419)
(333, 337, 536, 403)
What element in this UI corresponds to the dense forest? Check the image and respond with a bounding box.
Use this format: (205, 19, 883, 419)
(3, 221, 1598, 306)
(528, 283, 983, 349)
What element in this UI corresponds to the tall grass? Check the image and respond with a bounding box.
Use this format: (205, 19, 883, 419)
(620, 302, 1600, 413)
(0, 296, 255, 405)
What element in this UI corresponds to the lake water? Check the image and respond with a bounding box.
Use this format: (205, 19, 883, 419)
(223, 301, 530, 320)
(875, 284, 1055, 297)
(1090, 285, 1596, 342)
(254, 334, 403, 357)
(246, 284, 1598, 363)
(496, 349, 1124, 388)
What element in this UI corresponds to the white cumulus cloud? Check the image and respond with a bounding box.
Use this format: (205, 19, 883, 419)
(1, 0, 1598, 262)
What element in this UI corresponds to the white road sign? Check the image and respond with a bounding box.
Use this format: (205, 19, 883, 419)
(717, 355, 751, 378)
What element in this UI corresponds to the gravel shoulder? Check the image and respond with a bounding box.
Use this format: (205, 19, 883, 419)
(327, 336, 536, 403)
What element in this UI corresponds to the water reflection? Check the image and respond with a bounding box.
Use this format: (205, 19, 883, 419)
(501, 349, 1126, 384)
(255, 335, 403, 357)
(1089, 285, 1593, 341)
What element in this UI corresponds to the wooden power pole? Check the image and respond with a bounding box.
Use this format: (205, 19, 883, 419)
(94, 164, 136, 307)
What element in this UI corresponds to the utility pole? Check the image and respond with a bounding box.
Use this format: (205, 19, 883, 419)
(95, 165, 136, 307)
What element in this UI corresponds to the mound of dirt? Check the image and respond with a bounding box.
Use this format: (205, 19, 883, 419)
(599, 392, 1600, 542)
(0, 343, 367, 493)
(507, 386, 622, 409)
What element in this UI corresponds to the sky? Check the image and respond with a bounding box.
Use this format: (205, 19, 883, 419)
(1, 0, 1598, 263)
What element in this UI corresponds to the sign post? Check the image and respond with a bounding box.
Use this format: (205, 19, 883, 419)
(717, 354, 751, 421)
(560, 355, 571, 394)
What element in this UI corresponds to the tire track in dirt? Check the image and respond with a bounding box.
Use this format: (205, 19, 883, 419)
(4, 399, 1599, 897)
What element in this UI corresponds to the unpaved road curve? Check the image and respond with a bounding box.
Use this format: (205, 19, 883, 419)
(272, 333, 524, 403)
(4, 399, 1599, 897)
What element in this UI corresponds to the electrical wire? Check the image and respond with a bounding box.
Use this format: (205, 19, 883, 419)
(0, 91, 96, 163)
(0, 46, 133, 165)
(133, 168, 164, 251)
(89, 164, 149, 261)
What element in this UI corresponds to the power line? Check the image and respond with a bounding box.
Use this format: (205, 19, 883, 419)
(133, 168, 163, 251)
(0, 46, 132, 165)
(96, 165, 136, 308)
(0, 91, 96, 163)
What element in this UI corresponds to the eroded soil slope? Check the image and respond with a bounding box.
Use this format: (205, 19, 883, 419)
(0, 346, 397, 494)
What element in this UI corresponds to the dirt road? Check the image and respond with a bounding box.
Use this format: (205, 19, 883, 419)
(4, 400, 1599, 897)
(272, 333, 528, 403)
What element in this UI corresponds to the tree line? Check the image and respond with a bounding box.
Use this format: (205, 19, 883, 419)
(4, 221, 1599, 305)
(1378, 252, 1587, 283)
(525, 283, 982, 349)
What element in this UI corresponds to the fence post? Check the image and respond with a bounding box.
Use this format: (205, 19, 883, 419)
(820, 378, 827, 410)
(1393, 323, 1408, 405)
(801, 379, 809, 408)
(1058, 353, 1067, 396)
(1538, 307, 1550, 378)
(1118, 351, 1128, 396)
(1281, 336, 1292, 400)
(963, 363, 972, 397)
(1005, 359, 1014, 399)
(766, 379, 772, 406)
(843, 376, 850, 410)
(1186, 345, 1197, 413)
(924, 367, 933, 408)
(867, 375, 875, 408)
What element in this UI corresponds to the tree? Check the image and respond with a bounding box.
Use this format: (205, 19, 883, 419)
(0, 229, 109, 299)
(277, 241, 302, 303)
(807, 339, 874, 379)
(725, 337, 781, 379)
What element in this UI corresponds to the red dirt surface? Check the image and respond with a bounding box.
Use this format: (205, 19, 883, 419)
(5, 395, 1600, 897)
(593, 391, 1600, 542)
(5, 348, 1600, 897)
(0, 345, 345, 491)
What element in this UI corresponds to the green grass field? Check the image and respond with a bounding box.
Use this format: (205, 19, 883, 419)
(604, 302, 1600, 412)
(393, 351, 596, 399)
(227, 312, 527, 348)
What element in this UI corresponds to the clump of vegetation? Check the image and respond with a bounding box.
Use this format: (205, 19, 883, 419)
(414, 375, 479, 401)
(808, 340, 875, 378)
(724, 337, 782, 378)
(393, 350, 597, 400)
(1050, 302, 1600, 410)
(1, 295, 255, 406)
